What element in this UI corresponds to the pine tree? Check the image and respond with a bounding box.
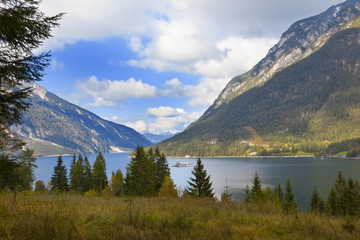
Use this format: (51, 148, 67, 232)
(250, 171, 263, 202)
(0, 154, 19, 190)
(221, 178, 232, 202)
(92, 152, 107, 193)
(124, 146, 156, 196)
(73, 154, 85, 192)
(335, 171, 347, 215)
(83, 155, 92, 192)
(326, 187, 338, 215)
(346, 177, 356, 216)
(109, 169, 124, 196)
(17, 148, 37, 191)
(309, 186, 324, 213)
(69, 154, 76, 190)
(187, 158, 214, 198)
(283, 179, 297, 212)
(51, 155, 68, 192)
(274, 183, 284, 203)
(155, 146, 170, 191)
(0, 0, 62, 152)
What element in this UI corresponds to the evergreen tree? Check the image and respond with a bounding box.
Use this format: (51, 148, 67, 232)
(83, 155, 92, 192)
(283, 179, 297, 212)
(0, 0, 62, 152)
(124, 146, 156, 196)
(274, 183, 284, 203)
(73, 154, 85, 192)
(0, 154, 19, 190)
(244, 185, 251, 202)
(221, 178, 232, 202)
(335, 171, 347, 215)
(250, 171, 263, 202)
(17, 148, 37, 191)
(309, 186, 324, 213)
(345, 177, 356, 216)
(187, 158, 214, 198)
(154, 146, 170, 191)
(69, 154, 76, 190)
(326, 187, 338, 215)
(158, 175, 178, 198)
(92, 152, 107, 193)
(51, 155, 68, 192)
(109, 169, 124, 196)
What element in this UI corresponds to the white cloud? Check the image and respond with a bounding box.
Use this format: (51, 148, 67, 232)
(124, 120, 148, 133)
(76, 76, 158, 107)
(146, 106, 186, 118)
(50, 58, 64, 71)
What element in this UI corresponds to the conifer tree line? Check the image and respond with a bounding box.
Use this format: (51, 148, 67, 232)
(50, 146, 176, 197)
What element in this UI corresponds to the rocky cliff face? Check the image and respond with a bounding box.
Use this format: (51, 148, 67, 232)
(208, 0, 360, 115)
(12, 84, 152, 156)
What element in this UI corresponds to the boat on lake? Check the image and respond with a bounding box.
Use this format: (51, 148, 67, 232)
(172, 161, 192, 167)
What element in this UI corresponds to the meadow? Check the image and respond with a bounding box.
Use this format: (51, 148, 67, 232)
(0, 192, 359, 240)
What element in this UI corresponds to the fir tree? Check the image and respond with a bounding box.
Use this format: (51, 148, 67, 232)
(187, 158, 214, 198)
(221, 178, 232, 202)
(109, 169, 124, 196)
(326, 187, 338, 215)
(309, 186, 324, 213)
(335, 171, 347, 215)
(83, 155, 92, 192)
(274, 183, 284, 203)
(124, 146, 156, 196)
(250, 171, 263, 202)
(155, 146, 170, 191)
(92, 152, 107, 193)
(17, 148, 37, 191)
(283, 179, 297, 212)
(51, 155, 68, 192)
(69, 154, 76, 190)
(244, 185, 250, 202)
(0, 0, 62, 152)
(73, 154, 85, 192)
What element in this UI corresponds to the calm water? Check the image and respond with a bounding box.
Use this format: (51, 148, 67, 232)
(35, 153, 360, 210)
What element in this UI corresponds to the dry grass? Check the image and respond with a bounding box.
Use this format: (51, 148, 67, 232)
(0, 192, 359, 239)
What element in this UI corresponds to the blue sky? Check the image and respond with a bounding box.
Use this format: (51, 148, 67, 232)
(38, 0, 343, 134)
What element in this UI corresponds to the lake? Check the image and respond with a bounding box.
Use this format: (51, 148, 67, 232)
(34, 153, 360, 210)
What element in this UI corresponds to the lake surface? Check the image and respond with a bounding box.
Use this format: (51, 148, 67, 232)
(35, 153, 360, 210)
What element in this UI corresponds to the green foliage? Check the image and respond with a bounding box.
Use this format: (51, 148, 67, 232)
(221, 179, 232, 202)
(309, 186, 325, 213)
(109, 169, 124, 196)
(155, 146, 170, 191)
(34, 180, 46, 193)
(326, 171, 360, 216)
(0, 0, 62, 152)
(92, 152, 107, 193)
(160, 28, 360, 156)
(50, 155, 68, 192)
(124, 146, 157, 196)
(17, 148, 37, 191)
(158, 175, 178, 198)
(187, 158, 214, 198)
(83, 155, 92, 192)
(250, 172, 263, 202)
(0, 154, 19, 190)
(283, 179, 297, 213)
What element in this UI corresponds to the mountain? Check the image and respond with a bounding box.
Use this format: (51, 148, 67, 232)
(143, 132, 177, 144)
(12, 84, 152, 156)
(159, 0, 360, 156)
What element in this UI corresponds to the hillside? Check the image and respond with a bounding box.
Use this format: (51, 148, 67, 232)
(11, 84, 152, 156)
(159, 27, 360, 156)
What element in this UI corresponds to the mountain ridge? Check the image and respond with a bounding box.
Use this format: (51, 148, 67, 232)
(12, 84, 152, 156)
(159, 0, 360, 156)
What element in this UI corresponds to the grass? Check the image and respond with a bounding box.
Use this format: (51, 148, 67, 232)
(0, 192, 359, 239)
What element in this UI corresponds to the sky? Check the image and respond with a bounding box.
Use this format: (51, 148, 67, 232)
(37, 0, 343, 135)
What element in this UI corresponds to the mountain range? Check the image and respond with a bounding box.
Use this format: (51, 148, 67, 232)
(12, 84, 152, 156)
(158, 0, 360, 156)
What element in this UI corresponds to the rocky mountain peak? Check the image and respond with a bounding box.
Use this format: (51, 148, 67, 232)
(209, 0, 360, 115)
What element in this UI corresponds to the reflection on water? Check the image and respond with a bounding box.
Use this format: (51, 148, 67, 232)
(35, 153, 360, 210)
